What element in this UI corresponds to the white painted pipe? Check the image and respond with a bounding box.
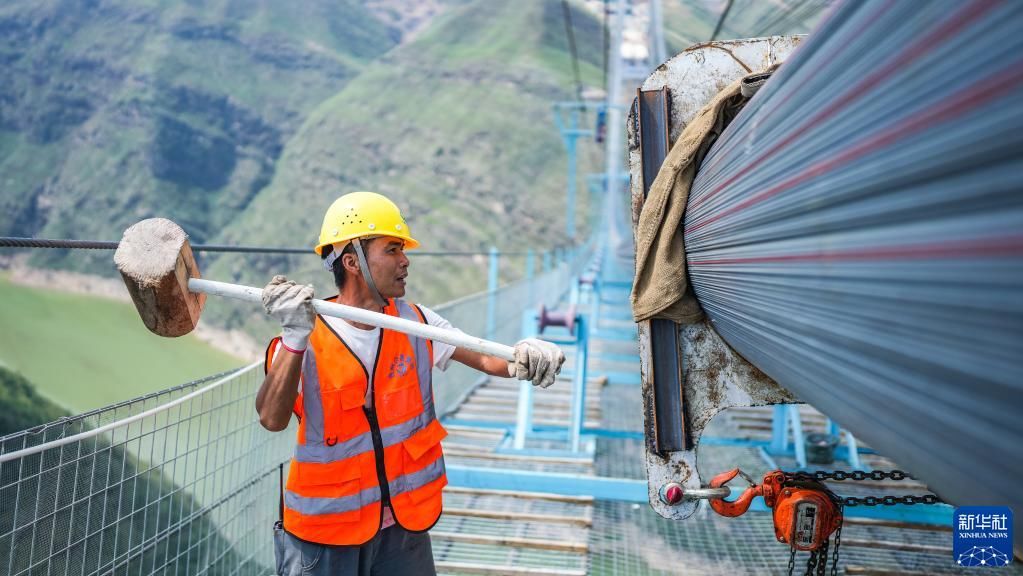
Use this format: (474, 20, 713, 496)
(189, 278, 516, 361)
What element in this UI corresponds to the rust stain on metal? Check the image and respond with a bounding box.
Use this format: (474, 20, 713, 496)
(690, 43, 752, 73)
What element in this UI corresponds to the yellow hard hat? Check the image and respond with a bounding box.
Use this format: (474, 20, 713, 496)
(314, 191, 420, 255)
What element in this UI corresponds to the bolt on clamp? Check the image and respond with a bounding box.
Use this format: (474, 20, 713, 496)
(658, 482, 733, 506)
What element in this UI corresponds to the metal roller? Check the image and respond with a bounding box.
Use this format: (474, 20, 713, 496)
(684, 0, 1023, 543)
(537, 304, 578, 336)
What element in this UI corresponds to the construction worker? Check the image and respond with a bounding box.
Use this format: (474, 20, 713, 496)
(256, 191, 564, 576)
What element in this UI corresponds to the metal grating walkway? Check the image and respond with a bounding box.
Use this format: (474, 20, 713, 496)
(433, 278, 617, 575)
(437, 372, 603, 575)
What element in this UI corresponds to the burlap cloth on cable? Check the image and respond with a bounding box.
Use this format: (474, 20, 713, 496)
(631, 69, 775, 323)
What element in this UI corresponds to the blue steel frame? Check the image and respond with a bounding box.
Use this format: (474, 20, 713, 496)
(512, 307, 590, 453)
(485, 245, 499, 342)
(553, 101, 599, 241)
(767, 405, 867, 470)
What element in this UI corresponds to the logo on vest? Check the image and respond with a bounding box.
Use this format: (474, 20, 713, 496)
(388, 354, 413, 379)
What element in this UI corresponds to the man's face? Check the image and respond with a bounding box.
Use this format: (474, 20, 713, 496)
(366, 237, 410, 298)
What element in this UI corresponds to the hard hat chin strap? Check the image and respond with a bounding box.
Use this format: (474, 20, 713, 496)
(352, 237, 387, 309)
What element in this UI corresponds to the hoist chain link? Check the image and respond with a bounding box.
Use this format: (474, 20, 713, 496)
(803, 548, 816, 575)
(783, 470, 942, 507)
(786, 469, 912, 483)
(842, 493, 943, 507)
(818, 543, 829, 576)
(830, 516, 843, 576)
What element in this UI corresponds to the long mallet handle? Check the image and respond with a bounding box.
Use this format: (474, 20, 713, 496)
(190, 278, 516, 362)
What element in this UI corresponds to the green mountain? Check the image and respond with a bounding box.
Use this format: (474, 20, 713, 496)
(1, 0, 818, 344)
(0, 0, 605, 341)
(0, 0, 400, 254)
(661, 0, 825, 52)
(205, 0, 605, 334)
(0, 366, 67, 435)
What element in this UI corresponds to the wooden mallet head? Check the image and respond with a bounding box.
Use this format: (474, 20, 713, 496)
(114, 218, 205, 337)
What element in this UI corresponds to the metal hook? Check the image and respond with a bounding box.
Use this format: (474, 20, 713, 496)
(709, 468, 763, 517)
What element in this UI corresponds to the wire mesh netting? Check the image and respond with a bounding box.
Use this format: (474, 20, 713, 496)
(0, 365, 290, 576)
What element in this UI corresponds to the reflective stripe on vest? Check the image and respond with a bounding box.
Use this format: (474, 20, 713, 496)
(294, 399, 436, 463)
(279, 298, 446, 545)
(285, 457, 445, 517)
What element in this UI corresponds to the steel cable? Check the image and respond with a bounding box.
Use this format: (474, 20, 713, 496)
(561, 0, 584, 101)
(0, 237, 538, 256)
(685, 0, 1023, 530)
(710, 0, 735, 41)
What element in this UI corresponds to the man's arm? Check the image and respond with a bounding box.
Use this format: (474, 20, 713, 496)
(256, 275, 316, 431)
(450, 347, 510, 377)
(256, 349, 303, 431)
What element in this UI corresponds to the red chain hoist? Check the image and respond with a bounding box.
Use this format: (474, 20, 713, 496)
(709, 468, 843, 551)
(709, 468, 844, 575)
(688, 468, 944, 575)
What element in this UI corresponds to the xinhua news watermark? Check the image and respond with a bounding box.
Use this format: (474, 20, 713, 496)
(954, 506, 1013, 567)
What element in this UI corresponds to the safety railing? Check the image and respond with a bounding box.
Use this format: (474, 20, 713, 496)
(0, 364, 288, 576)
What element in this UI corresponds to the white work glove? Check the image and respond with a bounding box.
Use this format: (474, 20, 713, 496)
(508, 338, 566, 389)
(261, 275, 315, 352)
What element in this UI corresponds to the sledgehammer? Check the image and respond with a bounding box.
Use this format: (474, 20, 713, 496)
(113, 218, 516, 361)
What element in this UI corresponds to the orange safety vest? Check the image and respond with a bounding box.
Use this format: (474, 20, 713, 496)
(265, 297, 448, 545)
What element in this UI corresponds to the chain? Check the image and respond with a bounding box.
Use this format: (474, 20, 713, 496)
(803, 548, 817, 575)
(817, 537, 830, 576)
(780, 469, 940, 576)
(843, 493, 942, 506)
(787, 530, 837, 576)
(784, 469, 944, 506)
(786, 468, 911, 482)
(830, 515, 843, 576)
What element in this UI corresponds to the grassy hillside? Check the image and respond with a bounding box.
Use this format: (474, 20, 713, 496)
(0, 366, 68, 435)
(1, 0, 607, 338)
(661, 0, 826, 53)
(203, 0, 607, 335)
(713, 0, 825, 39)
(0, 275, 241, 414)
(662, 0, 719, 52)
(0, 0, 400, 269)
